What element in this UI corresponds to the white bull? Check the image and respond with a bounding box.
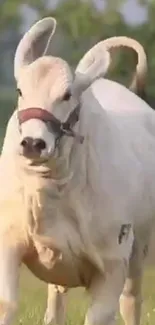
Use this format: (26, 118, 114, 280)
(0, 17, 154, 325)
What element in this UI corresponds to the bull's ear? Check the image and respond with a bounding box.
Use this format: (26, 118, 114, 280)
(14, 17, 56, 79)
(73, 36, 147, 97)
(72, 45, 111, 97)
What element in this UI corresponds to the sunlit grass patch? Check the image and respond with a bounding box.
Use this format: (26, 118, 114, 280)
(12, 266, 155, 325)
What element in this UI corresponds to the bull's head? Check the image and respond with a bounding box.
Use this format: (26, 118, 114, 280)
(14, 17, 147, 163)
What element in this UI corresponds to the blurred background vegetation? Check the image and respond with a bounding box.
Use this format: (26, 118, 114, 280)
(0, 0, 154, 136)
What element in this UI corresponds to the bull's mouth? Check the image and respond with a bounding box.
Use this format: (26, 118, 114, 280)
(29, 158, 49, 166)
(19, 151, 50, 167)
(19, 146, 71, 183)
(19, 144, 52, 162)
(20, 152, 41, 160)
(19, 150, 60, 175)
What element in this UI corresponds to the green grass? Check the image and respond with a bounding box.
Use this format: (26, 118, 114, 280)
(13, 266, 155, 325)
(15, 266, 89, 325)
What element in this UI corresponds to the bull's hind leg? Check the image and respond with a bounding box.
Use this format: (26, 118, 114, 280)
(44, 284, 67, 325)
(119, 238, 143, 325)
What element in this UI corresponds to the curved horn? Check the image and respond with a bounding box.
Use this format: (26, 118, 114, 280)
(14, 17, 57, 79)
(73, 36, 147, 97)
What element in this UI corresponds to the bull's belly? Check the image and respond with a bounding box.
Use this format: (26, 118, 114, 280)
(23, 250, 96, 288)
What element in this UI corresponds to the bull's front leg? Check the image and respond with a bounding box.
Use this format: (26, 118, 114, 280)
(84, 260, 127, 325)
(0, 238, 22, 325)
(44, 284, 67, 325)
(119, 237, 144, 325)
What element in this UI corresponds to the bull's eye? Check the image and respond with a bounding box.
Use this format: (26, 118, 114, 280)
(62, 90, 71, 101)
(16, 88, 22, 97)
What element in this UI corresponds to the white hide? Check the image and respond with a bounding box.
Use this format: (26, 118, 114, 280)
(73, 78, 155, 230)
(2, 76, 155, 325)
(0, 15, 150, 325)
(1, 111, 19, 156)
(2, 77, 155, 242)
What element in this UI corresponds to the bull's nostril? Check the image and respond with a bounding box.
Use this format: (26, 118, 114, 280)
(20, 137, 46, 155)
(33, 139, 46, 151)
(20, 137, 32, 148)
(21, 139, 27, 147)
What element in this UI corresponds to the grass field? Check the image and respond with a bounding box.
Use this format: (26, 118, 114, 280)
(13, 266, 155, 325)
